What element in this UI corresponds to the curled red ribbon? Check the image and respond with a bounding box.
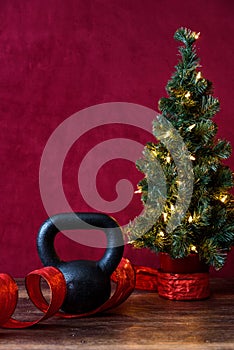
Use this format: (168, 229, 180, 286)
(1, 266, 66, 328)
(0, 258, 210, 328)
(0, 258, 139, 328)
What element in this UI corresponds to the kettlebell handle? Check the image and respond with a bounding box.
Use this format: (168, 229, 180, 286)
(37, 212, 124, 276)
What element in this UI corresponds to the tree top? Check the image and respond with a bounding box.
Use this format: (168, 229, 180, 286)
(174, 27, 200, 46)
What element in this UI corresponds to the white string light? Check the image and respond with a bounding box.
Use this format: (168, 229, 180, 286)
(188, 123, 196, 131)
(220, 195, 228, 203)
(188, 215, 193, 223)
(166, 156, 171, 163)
(195, 72, 202, 82)
(190, 245, 197, 253)
(190, 155, 196, 161)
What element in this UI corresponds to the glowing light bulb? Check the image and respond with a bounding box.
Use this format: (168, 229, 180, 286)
(190, 245, 197, 252)
(190, 155, 196, 161)
(220, 195, 228, 203)
(188, 123, 196, 131)
(164, 131, 171, 138)
(188, 215, 193, 223)
(163, 212, 167, 222)
(171, 204, 175, 211)
(134, 188, 142, 194)
(194, 32, 200, 39)
(196, 72, 202, 81)
(185, 91, 191, 99)
(166, 156, 171, 163)
(159, 231, 165, 237)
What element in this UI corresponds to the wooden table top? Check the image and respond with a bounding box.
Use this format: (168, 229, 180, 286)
(0, 278, 233, 349)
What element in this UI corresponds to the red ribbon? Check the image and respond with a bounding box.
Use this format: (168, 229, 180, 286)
(1, 266, 66, 328)
(0, 258, 210, 328)
(0, 258, 139, 328)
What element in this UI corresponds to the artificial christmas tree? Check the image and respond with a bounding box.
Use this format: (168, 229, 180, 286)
(126, 28, 234, 299)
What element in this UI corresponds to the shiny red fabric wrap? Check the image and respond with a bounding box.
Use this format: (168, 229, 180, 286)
(0, 267, 67, 328)
(0, 258, 137, 328)
(157, 270, 210, 300)
(0, 258, 211, 328)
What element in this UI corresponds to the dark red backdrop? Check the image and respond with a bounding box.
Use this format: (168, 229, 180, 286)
(0, 0, 233, 277)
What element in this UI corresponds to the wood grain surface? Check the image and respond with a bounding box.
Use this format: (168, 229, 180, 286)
(0, 278, 233, 349)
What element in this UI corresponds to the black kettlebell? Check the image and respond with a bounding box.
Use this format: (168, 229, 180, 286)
(37, 212, 124, 314)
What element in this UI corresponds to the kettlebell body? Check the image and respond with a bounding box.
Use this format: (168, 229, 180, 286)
(37, 213, 124, 314)
(57, 260, 111, 313)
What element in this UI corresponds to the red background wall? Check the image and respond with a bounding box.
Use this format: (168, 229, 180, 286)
(0, 0, 233, 277)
